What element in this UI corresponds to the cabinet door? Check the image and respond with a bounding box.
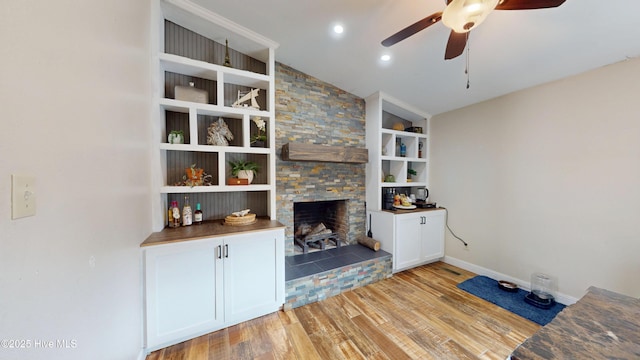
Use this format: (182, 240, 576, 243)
(394, 214, 423, 271)
(421, 211, 445, 262)
(144, 239, 223, 350)
(223, 229, 284, 324)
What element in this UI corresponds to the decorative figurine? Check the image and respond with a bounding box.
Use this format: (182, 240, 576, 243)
(207, 117, 234, 146)
(232, 209, 251, 217)
(223, 39, 232, 67)
(232, 88, 260, 109)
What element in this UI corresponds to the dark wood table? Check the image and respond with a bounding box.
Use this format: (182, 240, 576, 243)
(511, 286, 640, 359)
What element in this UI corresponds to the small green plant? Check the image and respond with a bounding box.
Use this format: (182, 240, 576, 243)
(168, 130, 185, 144)
(228, 160, 260, 177)
(407, 168, 417, 177)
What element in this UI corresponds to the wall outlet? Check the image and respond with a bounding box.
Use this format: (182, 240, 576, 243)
(12, 175, 36, 219)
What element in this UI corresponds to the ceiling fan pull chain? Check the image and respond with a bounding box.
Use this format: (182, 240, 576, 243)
(465, 32, 470, 89)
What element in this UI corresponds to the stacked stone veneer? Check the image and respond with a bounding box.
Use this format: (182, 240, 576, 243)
(285, 255, 392, 309)
(275, 63, 367, 256)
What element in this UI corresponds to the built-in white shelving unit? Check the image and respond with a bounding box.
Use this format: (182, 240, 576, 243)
(150, 0, 279, 230)
(365, 91, 431, 210)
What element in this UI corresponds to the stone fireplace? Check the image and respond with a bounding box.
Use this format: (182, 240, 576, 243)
(275, 63, 392, 309)
(275, 62, 367, 256)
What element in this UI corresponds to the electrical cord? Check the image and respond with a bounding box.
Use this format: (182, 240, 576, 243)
(439, 206, 468, 247)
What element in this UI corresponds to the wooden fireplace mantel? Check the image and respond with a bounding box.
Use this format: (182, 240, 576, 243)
(281, 142, 368, 164)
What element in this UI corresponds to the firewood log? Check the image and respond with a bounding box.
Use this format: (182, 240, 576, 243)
(304, 229, 331, 241)
(295, 223, 312, 236)
(358, 237, 380, 251)
(309, 222, 326, 235)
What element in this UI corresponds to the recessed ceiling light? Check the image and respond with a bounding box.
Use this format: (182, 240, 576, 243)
(381, 54, 391, 61)
(333, 25, 344, 34)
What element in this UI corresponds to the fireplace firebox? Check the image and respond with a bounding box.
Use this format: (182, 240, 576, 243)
(293, 200, 348, 254)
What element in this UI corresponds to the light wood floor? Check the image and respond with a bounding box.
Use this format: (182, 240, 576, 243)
(146, 262, 540, 359)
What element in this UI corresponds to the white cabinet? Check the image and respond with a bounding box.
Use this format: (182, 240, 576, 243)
(223, 231, 283, 324)
(396, 211, 445, 270)
(369, 209, 445, 272)
(365, 91, 431, 210)
(419, 212, 445, 263)
(395, 214, 425, 270)
(143, 229, 284, 351)
(144, 238, 223, 350)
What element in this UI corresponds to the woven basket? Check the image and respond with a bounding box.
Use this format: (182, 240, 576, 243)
(224, 213, 256, 226)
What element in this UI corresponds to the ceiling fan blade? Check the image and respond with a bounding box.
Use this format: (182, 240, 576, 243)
(444, 30, 467, 60)
(381, 12, 443, 47)
(495, 0, 566, 10)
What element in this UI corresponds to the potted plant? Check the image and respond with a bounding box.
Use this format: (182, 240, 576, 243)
(168, 130, 184, 144)
(407, 168, 417, 182)
(228, 160, 259, 184)
(250, 117, 267, 147)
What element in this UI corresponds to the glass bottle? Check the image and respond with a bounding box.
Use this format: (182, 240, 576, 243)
(182, 196, 192, 226)
(194, 203, 203, 224)
(400, 143, 406, 157)
(169, 201, 180, 228)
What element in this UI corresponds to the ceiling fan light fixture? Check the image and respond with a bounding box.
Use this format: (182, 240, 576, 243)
(442, 0, 499, 33)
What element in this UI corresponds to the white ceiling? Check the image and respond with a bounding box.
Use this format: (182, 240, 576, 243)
(192, 0, 640, 115)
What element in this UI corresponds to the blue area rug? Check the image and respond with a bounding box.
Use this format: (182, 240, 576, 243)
(457, 275, 566, 326)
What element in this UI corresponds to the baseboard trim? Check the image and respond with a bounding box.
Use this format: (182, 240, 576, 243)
(443, 256, 578, 305)
(137, 349, 147, 360)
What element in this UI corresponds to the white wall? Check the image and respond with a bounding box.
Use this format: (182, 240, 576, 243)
(431, 58, 640, 300)
(0, 1, 151, 359)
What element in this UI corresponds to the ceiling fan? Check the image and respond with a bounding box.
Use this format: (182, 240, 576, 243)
(382, 0, 567, 60)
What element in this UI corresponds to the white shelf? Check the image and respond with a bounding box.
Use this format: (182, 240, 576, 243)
(160, 53, 270, 89)
(381, 182, 428, 187)
(381, 155, 426, 162)
(380, 128, 428, 139)
(160, 185, 272, 193)
(159, 98, 271, 119)
(159, 143, 271, 154)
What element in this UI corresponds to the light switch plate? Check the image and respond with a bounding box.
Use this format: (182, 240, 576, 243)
(12, 174, 36, 219)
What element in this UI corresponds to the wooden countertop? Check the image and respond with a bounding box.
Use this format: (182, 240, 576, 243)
(141, 217, 285, 247)
(380, 207, 446, 215)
